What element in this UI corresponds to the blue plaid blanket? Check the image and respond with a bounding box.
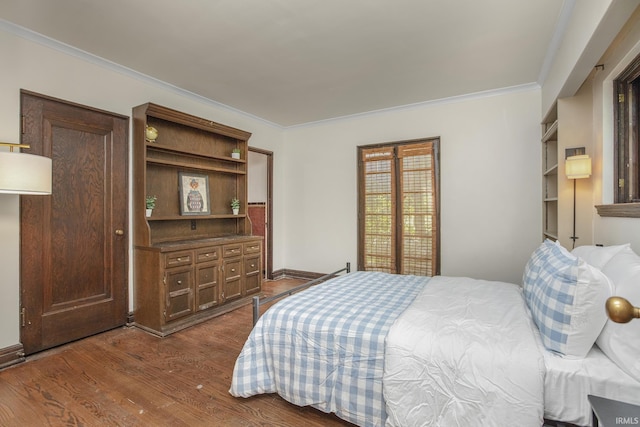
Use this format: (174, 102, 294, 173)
(230, 271, 428, 426)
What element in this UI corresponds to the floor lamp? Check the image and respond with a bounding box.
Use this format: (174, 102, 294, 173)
(0, 142, 52, 195)
(565, 150, 591, 249)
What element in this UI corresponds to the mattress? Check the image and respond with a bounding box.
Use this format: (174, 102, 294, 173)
(543, 344, 640, 426)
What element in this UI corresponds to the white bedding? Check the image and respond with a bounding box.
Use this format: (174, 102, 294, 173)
(544, 344, 640, 426)
(383, 276, 546, 427)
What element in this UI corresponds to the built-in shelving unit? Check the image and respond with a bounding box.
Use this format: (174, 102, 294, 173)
(542, 104, 559, 241)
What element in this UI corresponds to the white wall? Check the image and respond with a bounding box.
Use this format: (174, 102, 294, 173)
(541, 0, 638, 118)
(282, 88, 542, 283)
(0, 26, 285, 349)
(557, 88, 594, 250)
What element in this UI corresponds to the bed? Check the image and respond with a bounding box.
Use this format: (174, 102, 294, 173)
(230, 241, 640, 426)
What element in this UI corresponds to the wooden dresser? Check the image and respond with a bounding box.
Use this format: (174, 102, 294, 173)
(132, 103, 262, 336)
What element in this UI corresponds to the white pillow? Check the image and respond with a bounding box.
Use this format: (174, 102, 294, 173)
(526, 241, 612, 359)
(571, 243, 629, 269)
(597, 246, 640, 381)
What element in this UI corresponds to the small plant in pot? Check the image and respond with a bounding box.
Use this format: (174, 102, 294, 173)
(145, 195, 157, 217)
(230, 197, 240, 215)
(231, 148, 241, 159)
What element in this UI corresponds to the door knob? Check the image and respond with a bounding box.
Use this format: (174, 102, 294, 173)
(115, 229, 124, 236)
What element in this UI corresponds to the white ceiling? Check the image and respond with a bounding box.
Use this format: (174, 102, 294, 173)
(1, 0, 567, 127)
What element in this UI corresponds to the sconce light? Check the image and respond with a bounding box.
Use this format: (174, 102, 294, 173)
(606, 296, 640, 323)
(565, 148, 591, 248)
(0, 142, 52, 195)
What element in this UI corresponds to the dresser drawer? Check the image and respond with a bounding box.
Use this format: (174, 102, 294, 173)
(224, 258, 242, 281)
(243, 241, 261, 255)
(244, 255, 260, 275)
(223, 244, 242, 258)
(165, 268, 192, 293)
(164, 268, 193, 322)
(165, 251, 193, 268)
(196, 246, 220, 263)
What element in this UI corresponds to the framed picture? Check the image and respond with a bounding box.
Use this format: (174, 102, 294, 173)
(179, 172, 211, 215)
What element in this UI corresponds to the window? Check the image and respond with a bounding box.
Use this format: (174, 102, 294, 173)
(357, 138, 440, 276)
(613, 53, 640, 203)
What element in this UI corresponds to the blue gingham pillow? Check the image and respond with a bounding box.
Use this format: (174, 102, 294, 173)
(525, 241, 611, 358)
(522, 239, 555, 302)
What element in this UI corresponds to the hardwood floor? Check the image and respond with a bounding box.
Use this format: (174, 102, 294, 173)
(0, 278, 354, 427)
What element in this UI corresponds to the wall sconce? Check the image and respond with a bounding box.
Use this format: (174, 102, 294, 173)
(0, 142, 52, 195)
(565, 148, 591, 248)
(606, 297, 640, 323)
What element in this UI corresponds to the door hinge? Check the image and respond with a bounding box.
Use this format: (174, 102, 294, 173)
(21, 307, 27, 327)
(21, 115, 26, 134)
(619, 178, 625, 188)
(619, 93, 625, 103)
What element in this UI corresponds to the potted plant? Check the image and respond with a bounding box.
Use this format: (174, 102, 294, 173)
(145, 195, 157, 217)
(230, 197, 240, 215)
(231, 148, 241, 159)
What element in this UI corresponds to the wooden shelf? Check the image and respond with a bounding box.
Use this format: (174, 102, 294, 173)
(147, 214, 247, 221)
(543, 164, 558, 176)
(146, 143, 246, 164)
(146, 158, 246, 175)
(134, 102, 252, 246)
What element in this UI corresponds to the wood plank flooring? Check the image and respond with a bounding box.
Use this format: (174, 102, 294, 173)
(0, 278, 354, 427)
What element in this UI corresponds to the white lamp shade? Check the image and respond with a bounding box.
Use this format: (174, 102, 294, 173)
(565, 154, 592, 179)
(0, 151, 52, 194)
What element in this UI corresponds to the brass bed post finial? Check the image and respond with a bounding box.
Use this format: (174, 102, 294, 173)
(606, 297, 640, 323)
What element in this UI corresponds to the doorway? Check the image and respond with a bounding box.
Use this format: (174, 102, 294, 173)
(20, 91, 129, 355)
(248, 147, 273, 279)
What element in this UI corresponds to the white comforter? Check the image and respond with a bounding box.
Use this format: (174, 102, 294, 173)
(383, 276, 546, 427)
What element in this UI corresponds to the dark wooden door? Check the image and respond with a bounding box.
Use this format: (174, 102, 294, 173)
(20, 91, 129, 355)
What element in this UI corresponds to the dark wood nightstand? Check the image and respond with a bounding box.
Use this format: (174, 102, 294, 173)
(588, 395, 640, 427)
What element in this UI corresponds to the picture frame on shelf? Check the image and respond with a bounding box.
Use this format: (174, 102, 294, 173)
(178, 172, 211, 215)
